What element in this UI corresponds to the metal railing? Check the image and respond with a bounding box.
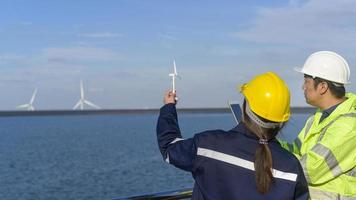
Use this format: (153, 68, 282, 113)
(115, 188, 192, 200)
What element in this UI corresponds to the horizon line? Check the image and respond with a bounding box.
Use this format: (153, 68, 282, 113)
(0, 107, 314, 117)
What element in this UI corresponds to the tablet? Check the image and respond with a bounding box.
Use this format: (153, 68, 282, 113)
(228, 101, 242, 124)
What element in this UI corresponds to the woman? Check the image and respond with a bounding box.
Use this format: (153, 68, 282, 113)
(157, 72, 309, 199)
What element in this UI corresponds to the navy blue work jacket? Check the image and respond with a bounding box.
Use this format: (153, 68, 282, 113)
(157, 104, 309, 200)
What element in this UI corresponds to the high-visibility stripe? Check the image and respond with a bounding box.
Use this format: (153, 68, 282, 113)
(166, 138, 185, 163)
(311, 144, 343, 178)
(304, 116, 314, 138)
(317, 113, 356, 142)
(197, 147, 298, 182)
(170, 137, 184, 144)
(318, 124, 331, 143)
(346, 168, 356, 177)
(309, 187, 356, 200)
(300, 155, 311, 183)
(165, 154, 170, 163)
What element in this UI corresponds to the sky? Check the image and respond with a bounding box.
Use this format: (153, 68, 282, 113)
(0, 0, 355, 110)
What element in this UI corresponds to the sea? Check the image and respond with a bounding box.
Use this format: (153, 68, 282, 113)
(0, 111, 311, 200)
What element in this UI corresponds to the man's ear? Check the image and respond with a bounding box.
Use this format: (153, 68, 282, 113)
(318, 82, 328, 95)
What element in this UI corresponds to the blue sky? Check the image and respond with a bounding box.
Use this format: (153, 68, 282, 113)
(0, 0, 355, 110)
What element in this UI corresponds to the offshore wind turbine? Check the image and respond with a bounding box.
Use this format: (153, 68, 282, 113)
(73, 80, 101, 110)
(17, 88, 37, 111)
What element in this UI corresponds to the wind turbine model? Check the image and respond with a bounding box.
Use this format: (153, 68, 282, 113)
(17, 88, 37, 111)
(73, 80, 101, 110)
(168, 60, 181, 101)
(169, 60, 181, 92)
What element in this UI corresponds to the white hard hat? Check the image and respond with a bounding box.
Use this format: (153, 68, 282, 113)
(295, 51, 350, 84)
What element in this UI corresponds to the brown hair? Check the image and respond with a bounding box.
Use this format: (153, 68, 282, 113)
(242, 101, 282, 194)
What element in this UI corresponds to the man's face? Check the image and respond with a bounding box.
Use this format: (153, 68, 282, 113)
(302, 76, 319, 106)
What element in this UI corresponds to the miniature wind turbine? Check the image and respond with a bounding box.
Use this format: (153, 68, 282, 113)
(169, 60, 181, 101)
(169, 60, 181, 91)
(17, 88, 37, 111)
(73, 80, 101, 110)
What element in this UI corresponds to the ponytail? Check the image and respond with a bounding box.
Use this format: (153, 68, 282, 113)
(242, 101, 282, 194)
(254, 142, 273, 193)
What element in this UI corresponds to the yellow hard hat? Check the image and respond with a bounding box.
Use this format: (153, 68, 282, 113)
(240, 72, 290, 122)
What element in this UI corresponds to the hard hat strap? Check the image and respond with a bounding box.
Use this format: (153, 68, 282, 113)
(245, 102, 281, 129)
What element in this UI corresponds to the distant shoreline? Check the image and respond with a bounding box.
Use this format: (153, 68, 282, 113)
(0, 107, 314, 117)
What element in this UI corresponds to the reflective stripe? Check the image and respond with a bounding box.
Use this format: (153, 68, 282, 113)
(346, 168, 356, 177)
(340, 112, 356, 118)
(165, 154, 170, 163)
(311, 144, 343, 178)
(318, 125, 331, 142)
(300, 155, 311, 182)
(318, 113, 356, 142)
(170, 137, 184, 144)
(304, 116, 314, 138)
(166, 138, 185, 163)
(197, 147, 298, 182)
(309, 187, 356, 200)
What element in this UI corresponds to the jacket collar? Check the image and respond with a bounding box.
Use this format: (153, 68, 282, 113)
(315, 92, 356, 127)
(230, 123, 278, 143)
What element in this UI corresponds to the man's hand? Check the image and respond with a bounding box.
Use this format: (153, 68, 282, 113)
(164, 91, 177, 105)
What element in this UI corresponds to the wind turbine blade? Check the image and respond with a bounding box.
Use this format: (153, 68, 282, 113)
(173, 60, 177, 75)
(73, 101, 81, 110)
(80, 80, 84, 99)
(84, 100, 100, 109)
(30, 88, 37, 104)
(17, 104, 29, 108)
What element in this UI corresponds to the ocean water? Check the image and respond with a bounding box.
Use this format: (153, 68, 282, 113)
(0, 112, 310, 200)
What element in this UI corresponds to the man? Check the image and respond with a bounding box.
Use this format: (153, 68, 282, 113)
(280, 51, 356, 199)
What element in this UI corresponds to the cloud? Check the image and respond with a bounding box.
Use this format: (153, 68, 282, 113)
(43, 47, 125, 63)
(0, 54, 26, 63)
(78, 32, 123, 39)
(226, 0, 356, 104)
(233, 0, 356, 48)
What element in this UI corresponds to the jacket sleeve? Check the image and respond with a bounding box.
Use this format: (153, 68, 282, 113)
(156, 103, 197, 172)
(278, 137, 302, 159)
(278, 116, 314, 159)
(301, 115, 356, 185)
(294, 162, 310, 200)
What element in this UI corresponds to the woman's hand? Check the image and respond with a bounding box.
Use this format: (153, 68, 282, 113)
(164, 91, 177, 105)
